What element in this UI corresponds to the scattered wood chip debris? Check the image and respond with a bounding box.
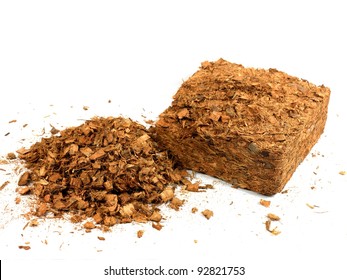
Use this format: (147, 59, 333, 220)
(265, 220, 281, 235)
(137, 230, 144, 238)
(15, 197, 21, 204)
(9, 119, 17, 123)
(339, 171, 346, 175)
(97, 236, 106, 241)
(267, 213, 280, 221)
(191, 207, 198, 214)
(201, 209, 214, 220)
(83, 106, 89, 110)
(259, 199, 271, 207)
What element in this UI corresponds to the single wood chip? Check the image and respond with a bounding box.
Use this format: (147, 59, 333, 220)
(29, 219, 39, 227)
(185, 182, 200, 192)
(265, 220, 281, 235)
(18, 245, 31, 250)
(6, 152, 16, 160)
(17, 186, 31, 195)
(97, 236, 106, 241)
(152, 222, 163, 231)
(149, 211, 162, 222)
(160, 187, 174, 202)
(36, 203, 48, 216)
(137, 230, 144, 238)
(50, 125, 60, 135)
(259, 199, 271, 207)
(306, 203, 317, 209)
(201, 209, 214, 220)
(267, 213, 280, 221)
(18, 171, 31, 186)
(0, 181, 10, 191)
(169, 197, 184, 211)
(84, 221, 96, 229)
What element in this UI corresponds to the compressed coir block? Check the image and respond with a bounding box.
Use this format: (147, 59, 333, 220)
(151, 59, 330, 195)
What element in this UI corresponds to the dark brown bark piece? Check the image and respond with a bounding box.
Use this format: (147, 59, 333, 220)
(151, 59, 330, 195)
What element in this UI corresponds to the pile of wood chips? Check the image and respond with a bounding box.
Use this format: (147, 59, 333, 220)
(17, 117, 190, 227)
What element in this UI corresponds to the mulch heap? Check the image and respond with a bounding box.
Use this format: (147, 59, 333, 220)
(17, 117, 194, 228)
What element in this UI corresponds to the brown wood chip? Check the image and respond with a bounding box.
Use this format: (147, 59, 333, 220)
(267, 213, 280, 221)
(201, 209, 214, 220)
(17, 186, 31, 195)
(0, 181, 10, 191)
(6, 152, 16, 160)
(18, 245, 31, 250)
(18, 171, 30, 186)
(169, 197, 184, 211)
(265, 220, 281, 235)
(152, 222, 163, 231)
(259, 199, 271, 207)
(84, 221, 96, 229)
(137, 230, 144, 238)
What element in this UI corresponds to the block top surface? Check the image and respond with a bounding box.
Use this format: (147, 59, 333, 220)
(162, 59, 330, 143)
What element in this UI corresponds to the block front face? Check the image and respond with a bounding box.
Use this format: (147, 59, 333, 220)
(152, 59, 330, 195)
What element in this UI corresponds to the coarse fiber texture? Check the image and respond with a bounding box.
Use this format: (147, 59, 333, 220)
(151, 59, 330, 195)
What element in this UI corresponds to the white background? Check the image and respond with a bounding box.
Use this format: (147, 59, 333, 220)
(1, 1, 346, 279)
